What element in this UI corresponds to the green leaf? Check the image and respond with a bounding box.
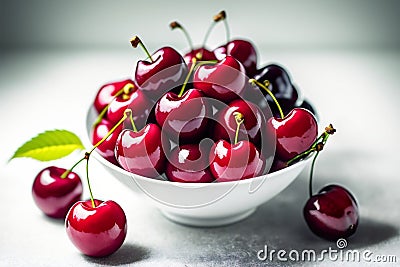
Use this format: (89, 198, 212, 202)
(10, 130, 85, 161)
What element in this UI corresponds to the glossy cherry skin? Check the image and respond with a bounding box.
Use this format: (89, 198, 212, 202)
(214, 39, 258, 77)
(268, 108, 318, 161)
(91, 119, 123, 165)
(304, 185, 359, 241)
(66, 199, 127, 257)
(115, 124, 166, 178)
(93, 79, 134, 114)
(213, 99, 265, 146)
(184, 47, 217, 68)
(155, 89, 210, 142)
(193, 56, 246, 103)
(32, 166, 82, 218)
(166, 144, 214, 183)
(254, 64, 298, 116)
(135, 46, 188, 100)
(209, 140, 264, 182)
(268, 158, 287, 173)
(106, 84, 153, 130)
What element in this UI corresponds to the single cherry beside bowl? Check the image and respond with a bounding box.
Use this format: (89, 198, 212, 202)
(32, 166, 83, 218)
(65, 199, 127, 257)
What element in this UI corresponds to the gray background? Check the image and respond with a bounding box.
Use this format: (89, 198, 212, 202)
(1, 0, 400, 266)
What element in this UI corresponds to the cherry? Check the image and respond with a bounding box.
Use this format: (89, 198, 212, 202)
(193, 55, 246, 103)
(214, 39, 258, 77)
(304, 185, 359, 241)
(209, 113, 264, 182)
(269, 108, 318, 161)
(251, 79, 317, 161)
(254, 64, 298, 115)
(32, 166, 82, 218)
(91, 118, 123, 165)
(296, 99, 317, 117)
(166, 144, 214, 183)
(213, 99, 264, 146)
(115, 123, 166, 178)
(93, 79, 134, 114)
(131, 36, 188, 100)
(66, 199, 127, 257)
(295, 125, 359, 240)
(106, 82, 153, 130)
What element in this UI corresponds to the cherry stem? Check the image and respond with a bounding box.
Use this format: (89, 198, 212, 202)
(60, 157, 85, 179)
(202, 10, 226, 48)
(130, 36, 154, 63)
(170, 21, 194, 52)
(178, 57, 197, 97)
(93, 83, 135, 127)
(233, 112, 244, 145)
(309, 151, 320, 198)
(85, 154, 96, 208)
(249, 79, 285, 119)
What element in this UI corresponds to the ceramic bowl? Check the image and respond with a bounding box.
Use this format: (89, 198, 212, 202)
(86, 107, 313, 227)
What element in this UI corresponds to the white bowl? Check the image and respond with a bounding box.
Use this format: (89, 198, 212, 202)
(86, 107, 313, 227)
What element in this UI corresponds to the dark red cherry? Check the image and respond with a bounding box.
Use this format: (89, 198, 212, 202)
(296, 99, 317, 118)
(135, 46, 188, 100)
(32, 166, 82, 218)
(268, 108, 318, 161)
(65, 199, 127, 257)
(304, 185, 359, 241)
(115, 124, 166, 178)
(93, 79, 134, 114)
(155, 89, 210, 142)
(91, 119, 123, 165)
(213, 99, 265, 146)
(184, 47, 217, 68)
(193, 56, 246, 103)
(209, 140, 264, 182)
(166, 144, 214, 183)
(254, 64, 298, 115)
(268, 158, 287, 173)
(214, 39, 258, 77)
(106, 83, 153, 130)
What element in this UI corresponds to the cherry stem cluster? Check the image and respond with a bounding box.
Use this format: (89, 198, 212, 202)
(93, 83, 135, 127)
(130, 36, 154, 63)
(62, 109, 135, 208)
(233, 112, 245, 145)
(286, 124, 336, 197)
(249, 79, 285, 119)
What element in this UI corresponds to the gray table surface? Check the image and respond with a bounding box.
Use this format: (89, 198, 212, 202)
(1, 48, 399, 266)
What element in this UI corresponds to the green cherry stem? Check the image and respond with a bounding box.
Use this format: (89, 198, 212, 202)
(170, 21, 194, 52)
(130, 36, 154, 63)
(61, 109, 133, 207)
(93, 83, 135, 127)
(249, 79, 285, 119)
(178, 57, 197, 97)
(233, 112, 244, 145)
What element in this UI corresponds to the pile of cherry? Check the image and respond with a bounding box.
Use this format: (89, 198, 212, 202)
(11, 11, 359, 259)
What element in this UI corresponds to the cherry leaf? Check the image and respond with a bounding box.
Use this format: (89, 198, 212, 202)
(10, 130, 85, 161)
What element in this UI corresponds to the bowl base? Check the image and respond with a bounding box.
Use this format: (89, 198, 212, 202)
(161, 208, 256, 227)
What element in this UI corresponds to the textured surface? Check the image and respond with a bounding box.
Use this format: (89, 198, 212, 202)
(1, 48, 399, 266)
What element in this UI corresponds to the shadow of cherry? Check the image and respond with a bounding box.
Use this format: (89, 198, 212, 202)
(83, 243, 151, 266)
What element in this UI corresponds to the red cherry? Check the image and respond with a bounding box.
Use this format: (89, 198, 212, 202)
(91, 119, 123, 165)
(115, 124, 166, 178)
(268, 108, 318, 161)
(93, 79, 134, 114)
(213, 99, 265, 146)
(209, 140, 264, 182)
(134, 42, 188, 100)
(193, 56, 246, 103)
(304, 185, 359, 240)
(166, 144, 214, 183)
(106, 83, 153, 130)
(184, 48, 217, 67)
(65, 199, 127, 257)
(155, 89, 210, 142)
(32, 166, 82, 218)
(214, 39, 258, 77)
